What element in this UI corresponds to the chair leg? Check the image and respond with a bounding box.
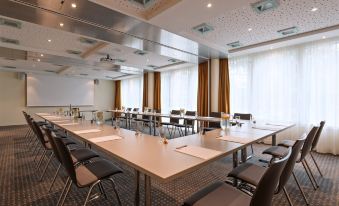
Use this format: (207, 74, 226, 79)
(36, 150, 47, 170)
(310, 152, 323, 177)
(49, 163, 61, 192)
(98, 182, 108, 200)
(83, 180, 100, 206)
(109, 178, 122, 206)
(60, 179, 73, 206)
(301, 161, 317, 190)
(282, 186, 294, 206)
(292, 171, 309, 205)
(56, 177, 70, 206)
(39, 152, 54, 181)
(304, 159, 319, 188)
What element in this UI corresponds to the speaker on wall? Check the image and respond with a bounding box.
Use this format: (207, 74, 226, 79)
(94, 79, 99, 85)
(17, 72, 26, 80)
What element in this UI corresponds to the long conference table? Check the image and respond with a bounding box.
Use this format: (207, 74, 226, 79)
(35, 113, 294, 206)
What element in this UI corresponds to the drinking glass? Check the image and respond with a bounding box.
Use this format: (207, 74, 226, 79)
(220, 119, 227, 130)
(199, 121, 205, 136)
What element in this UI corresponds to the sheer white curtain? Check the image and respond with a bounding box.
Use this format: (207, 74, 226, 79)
(161, 66, 198, 114)
(230, 38, 339, 154)
(121, 76, 143, 109)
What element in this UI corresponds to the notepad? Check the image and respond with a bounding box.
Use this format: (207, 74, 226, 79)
(73, 129, 101, 134)
(252, 126, 280, 131)
(52, 120, 71, 123)
(36, 113, 50, 116)
(217, 136, 250, 144)
(59, 123, 79, 126)
(44, 116, 62, 119)
(175, 145, 222, 160)
(89, 135, 122, 143)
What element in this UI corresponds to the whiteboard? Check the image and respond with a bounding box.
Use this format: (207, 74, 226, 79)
(27, 74, 94, 106)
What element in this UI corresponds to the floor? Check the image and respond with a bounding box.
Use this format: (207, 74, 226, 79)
(0, 125, 338, 206)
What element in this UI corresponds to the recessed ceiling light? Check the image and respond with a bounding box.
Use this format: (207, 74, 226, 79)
(37, 59, 40, 62)
(207, 3, 212, 8)
(40, 54, 44, 57)
(48, 39, 51, 42)
(270, 47, 273, 50)
(71, 3, 77, 8)
(146, 59, 150, 62)
(322, 36, 326, 39)
(311, 7, 318, 12)
(59, 22, 64, 27)
(248, 28, 253, 32)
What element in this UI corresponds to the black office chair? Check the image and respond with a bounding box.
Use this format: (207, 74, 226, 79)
(161, 110, 181, 138)
(183, 148, 291, 206)
(310, 121, 325, 177)
(117, 107, 132, 128)
(135, 108, 153, 133)
(234, 113, 252, 120)
(174, 111, 196, 135)
(228, 136, 306, 205)
(130, 108, 140, 130)
(54, 137, 123, 206)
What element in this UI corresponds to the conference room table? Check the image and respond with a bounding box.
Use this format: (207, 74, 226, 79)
(35, 113, 294, 206)
(107, 110, 222, 136)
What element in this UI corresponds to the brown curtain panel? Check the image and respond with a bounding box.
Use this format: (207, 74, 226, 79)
(114, 80, 121, 110)
(142, 73, 148, 110)
(197, 62, 209, 116)
(218, 58, 231, 113)
(153, 72, 161, 111)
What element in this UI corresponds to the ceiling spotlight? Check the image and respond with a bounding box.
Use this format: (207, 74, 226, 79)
(71, 3, 77, 8)
(48, 39, 51, 42)
(59, 22, 64, 27)
(322, 36, 326, 39)
(207, 3, 212, 8)
(40, 54, 44, 57)
(270, 47, 273, 50)
(146, 58, 150, 62)
(37, 59, 40, 62)
(248, 28, 253, 32)
(311, 7, 318, 12)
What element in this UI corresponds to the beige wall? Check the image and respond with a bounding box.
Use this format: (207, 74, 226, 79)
(0, 71, 115, 126)
(210, 59, 219, 112)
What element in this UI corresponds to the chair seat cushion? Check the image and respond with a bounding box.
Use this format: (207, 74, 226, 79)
(278, 140, 295, 147)
(263, 146, 289, 158)
(183, 181, 251, 206)
(161, 122, 174, 126)
(71, 148, 99, 163)
(61, 138, 76, 146)
(228, 162, 266, 186)
(76, 159, 122, 187)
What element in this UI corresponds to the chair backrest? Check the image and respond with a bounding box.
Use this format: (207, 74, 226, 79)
(170, 110, 181, 124)
(234, 113, 252, 120)
(300, 126, 319, 161)
(209, 112, 221, 128)
(126, 108, 132, 111)
(142, 108, 153, 119)
(276, 135, 306, 193)
(43, 127, 63, 163)
(132, 108, 139, 118)
(311, 121, 325, 151)
(250, 148, 291, 206)
(31, 121, 49, 148)
(54, 136, 77, 182)
(185, 111, 196, 126)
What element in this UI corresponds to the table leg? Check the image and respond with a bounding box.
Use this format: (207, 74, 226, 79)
(184, 119, 188, 136)
(197, 120, 200, 133)
(233, 150, 239, 168)
(272, 134, 277, 146)
(153, 117, 157, 136)
(149, 116, 152, 135)
(241, 148, 247, 163)
(145, 174, 151, 206)
(134, 170, 140, 206)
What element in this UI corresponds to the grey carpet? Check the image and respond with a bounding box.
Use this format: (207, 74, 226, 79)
(0, 125, 338, 206)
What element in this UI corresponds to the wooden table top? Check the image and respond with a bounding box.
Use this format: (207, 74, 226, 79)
(35, 113, 294, 182)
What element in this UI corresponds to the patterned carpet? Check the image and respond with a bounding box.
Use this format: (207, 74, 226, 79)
(0, 125, 338, 206)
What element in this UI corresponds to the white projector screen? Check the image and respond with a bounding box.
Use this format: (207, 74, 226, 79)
(27, 74, 94, 107)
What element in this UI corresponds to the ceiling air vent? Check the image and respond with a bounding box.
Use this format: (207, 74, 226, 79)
(66, 50, 82, 55)
(192, 23, 214, 35)
(45, 70, 56, 73)
(227, 41, 242, 48)
(1, 37, 19, 45)
(79, 37, 97, 45)
(277, 26, 298, 36)
(134, 50, 147, 56)
(0, 17, 21, 29)
(168, 58, 179, 63)
(2, 65, 16, 69)
(129, 0, 154, 7)
(147, 65, 157, 69)
(252, 0, 279, 13)
(80, 73, 89, 76)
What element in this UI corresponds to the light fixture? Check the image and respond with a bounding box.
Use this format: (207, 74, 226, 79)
(37, 59, 40, 62)
(207, 3, 212, 8)
(311, 7, 318, 12)
(48, 39, 51, 42)
(248, 28, 253, 32)
(322, 36, 326, 39)
(270, 47, 273, 50)
(40, 54, 44, 57)
(59, 22, 64, 27)
(71, 3, 77, 8)
(146, 58, 150, 62)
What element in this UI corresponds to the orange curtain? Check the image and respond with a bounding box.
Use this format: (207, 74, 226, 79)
(153, 72, 161, 111)
(218, 58, 231, 113)
(142, 73, 148, 110)
(114, 80, 121, 110)
(197, 62, 209, 116)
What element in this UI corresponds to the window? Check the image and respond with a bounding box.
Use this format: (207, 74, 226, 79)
(161, 66, 198, 114)
(121, 76, 143, 109)
(229, 38, 339, 154)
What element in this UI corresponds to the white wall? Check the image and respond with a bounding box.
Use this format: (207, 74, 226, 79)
(210, 59, 219, 112)
(0, 71, 115, 126)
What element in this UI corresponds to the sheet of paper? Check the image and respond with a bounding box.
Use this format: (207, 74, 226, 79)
(73, 129, 101, 134)
(43, 116, 62, 119)
(217, 136, 250, 144)
(265, 123, 289, 127)
(59, 123, 79, 126)
(252, 126, 280, 131)
(52, 120, 71, 123)
(89, 135, 122, 143)
(36, 113, 50, 116)
(175, 145, 222, 160)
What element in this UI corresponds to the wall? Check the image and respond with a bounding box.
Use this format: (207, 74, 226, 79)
(0, 71, 115, 126)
